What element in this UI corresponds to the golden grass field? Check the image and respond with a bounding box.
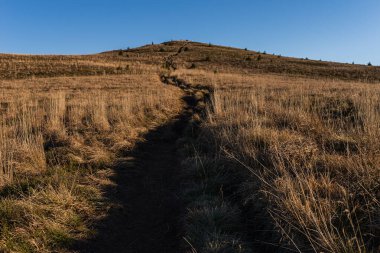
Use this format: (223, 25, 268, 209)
(0, 41, 379, 252)
(176, 69, 380, 252)
(0, 70, 182, 252)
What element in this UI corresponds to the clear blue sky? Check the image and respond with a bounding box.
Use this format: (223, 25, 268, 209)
(1, 0, 379, 65)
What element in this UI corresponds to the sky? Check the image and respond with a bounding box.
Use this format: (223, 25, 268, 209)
(0, 0, 379, 65)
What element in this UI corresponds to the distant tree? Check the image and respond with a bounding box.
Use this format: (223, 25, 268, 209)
(245, 48, 248, 51)
(352, 61, 355, 65)
(208, 43, 212, 47)
(263, 51, 267, 54)
(305, 57, 309, 60)
(368, 62, 372, 66)
(152, 41, 154, 45)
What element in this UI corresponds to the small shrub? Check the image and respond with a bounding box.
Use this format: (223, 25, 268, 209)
(159, 48, 165, 52)
(257, 55, 262, 61)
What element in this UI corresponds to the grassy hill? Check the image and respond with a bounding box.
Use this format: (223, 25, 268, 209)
(1, 40, 380, 81)
(0, 41, 379, 253)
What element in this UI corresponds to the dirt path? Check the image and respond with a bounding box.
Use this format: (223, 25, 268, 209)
(74, 43, 211, 253)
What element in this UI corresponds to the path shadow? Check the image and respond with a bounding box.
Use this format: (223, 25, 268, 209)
(71, 107, 193, 253)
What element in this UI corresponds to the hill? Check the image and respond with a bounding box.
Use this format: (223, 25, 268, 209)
(0, 41, 379, 253)
(1, 40, 380, 81)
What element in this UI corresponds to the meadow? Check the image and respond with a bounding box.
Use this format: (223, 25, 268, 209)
(0, 41, 379, 252)
(0, 68, 182, 252)
(176, 69, 380, 252)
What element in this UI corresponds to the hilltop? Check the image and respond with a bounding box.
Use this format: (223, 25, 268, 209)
(1, 40, 380, 81)
(108, 40, 380, 81)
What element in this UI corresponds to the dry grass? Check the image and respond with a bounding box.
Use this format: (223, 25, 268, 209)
(0, 53, 159, 80)
(0, 72, 182, 252)
(1, 41, 380, 252)
(176, 69, 380, 252)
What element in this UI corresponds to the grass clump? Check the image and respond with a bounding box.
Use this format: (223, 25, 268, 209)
(179, 137, 252, 252)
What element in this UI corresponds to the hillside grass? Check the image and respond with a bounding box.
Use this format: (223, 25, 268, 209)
(175, 69, 380, 252)
(0, 72, 182, 252)
(1, 41, 380, 252)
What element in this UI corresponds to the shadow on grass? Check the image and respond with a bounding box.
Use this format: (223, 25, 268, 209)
(71, 105, 193, 253)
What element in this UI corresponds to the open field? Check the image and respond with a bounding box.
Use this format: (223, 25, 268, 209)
(175, 69, 380, 252)
(0, 41, 379, 252)
(0, 69, 182, 252)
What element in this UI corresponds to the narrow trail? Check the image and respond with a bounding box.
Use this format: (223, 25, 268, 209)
(76, 113, 189, 253)
(74, 43, 212, 253)
(75, 90, 207, 253)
